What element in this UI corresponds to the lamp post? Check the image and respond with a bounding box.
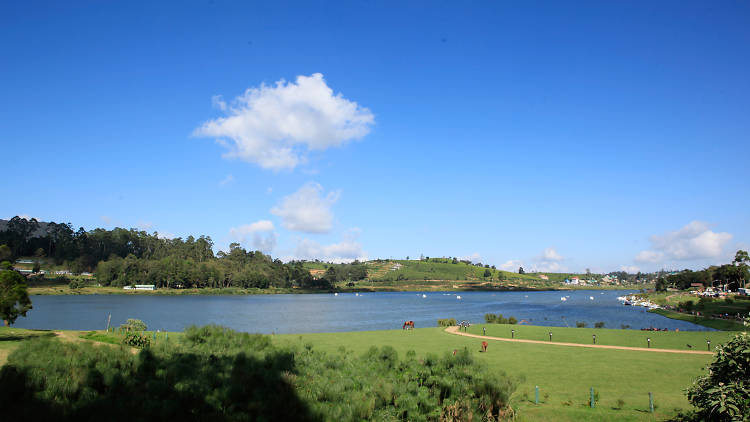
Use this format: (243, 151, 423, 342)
(707, 339, 711, 351)
(592, 334, 596, 345)
(647, 337, 651, 348)
(548, 332, 552, 342)
(511, 329, 515, 339)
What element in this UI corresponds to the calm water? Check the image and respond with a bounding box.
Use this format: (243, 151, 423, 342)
(14, 290, 713, 333)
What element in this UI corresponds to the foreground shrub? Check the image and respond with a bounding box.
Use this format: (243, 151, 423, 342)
(119, 318, 147, 331)
(685, 331, 750, 421)
(0, 325, 518, 421)
(122, 332, 151, 348)
(437, 318, 456, 327)
(485, 313, 497, 323)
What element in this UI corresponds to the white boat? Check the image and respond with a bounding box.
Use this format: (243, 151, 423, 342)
(422, 294, 427, 298)
(456, 295, 462, 300)
(334, 292, 338, 296)
(589, 296, 594, 300)
(560, 297, 567, 301)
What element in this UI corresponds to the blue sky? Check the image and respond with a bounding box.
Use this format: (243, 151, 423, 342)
(1, 1, 748, 273)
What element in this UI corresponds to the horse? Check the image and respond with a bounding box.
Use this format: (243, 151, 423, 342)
(481, 341, 488, 352)
(403, 320, 415, 330)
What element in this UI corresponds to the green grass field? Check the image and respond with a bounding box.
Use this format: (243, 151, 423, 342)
(464, 323, 735, 351)
(3, 323, 738, 421)
(274, 327, 721, 421)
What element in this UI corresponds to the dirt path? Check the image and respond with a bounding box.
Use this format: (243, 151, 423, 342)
(54, 331, 138, 354)
(444, 326, 713, 355)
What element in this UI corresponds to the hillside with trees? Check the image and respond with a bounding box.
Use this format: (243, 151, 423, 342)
(0, 216, 327, 290)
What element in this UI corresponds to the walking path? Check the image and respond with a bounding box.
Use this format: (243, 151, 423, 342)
(444, 326, 713, 355)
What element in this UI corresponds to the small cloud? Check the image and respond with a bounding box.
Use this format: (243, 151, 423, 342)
(230, 220, 277, 253)
(194, 73, 375, 171)
(100, 216, 113, 225)
(292, 228, 366, 263)
(635, 221, 732, 264)
(211, 95, 227, 111)
(634, 250, 663, 264)
(620, 265, 640, 273)
(270, 182, 339, 233)
(499, 260, 523, 271)
(540, 247, 563, 262)
(219, 174, 234, 186)
(460, 252, 482, 264)
(136, 221, 154, 231)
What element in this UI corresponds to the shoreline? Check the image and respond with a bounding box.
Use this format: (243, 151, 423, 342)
(28, 282, 646, 296)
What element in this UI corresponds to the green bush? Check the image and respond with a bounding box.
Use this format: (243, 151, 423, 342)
(686, 331, 750, 421)
(576, 321, 587, 328)
(0, 325, 518, 421)
(437, 318, 457, 327)
(122, 332, 151, 348)
(508, 316, 518, 325)
(119, 318, 147, 331)
(484, 313, 497, 323)
(67, 280, 84, 289)
(594, 321, 605, 328)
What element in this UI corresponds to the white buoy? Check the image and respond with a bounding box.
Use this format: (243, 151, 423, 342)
(355, 293, 359, 296)
(561, 297, 567, 301)
(334, 292, 338, 296)
(422, 294, 427, 298)
(589, 296, 594, 300)
(456, 295, 462, 300)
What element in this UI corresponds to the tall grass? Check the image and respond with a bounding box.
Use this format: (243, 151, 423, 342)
(0, 325, 517, 421)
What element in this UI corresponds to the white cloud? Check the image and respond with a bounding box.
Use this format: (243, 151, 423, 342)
(230, 220, 277, 253)
(195, 73, 375, 170)
(620, 265, 640, 273)
(219, 174, 234, 186)
(293, 233, 366, 263)
(540, 247, 563, 262)
(533, 261, 564, 272)
(157, 231, 175, 240)
(137, 221, 154, 231)
(634, 250, 663, 264)
(500, 260, 523, 271)
(460, 252, 482, 264)
(100, 215, 113, 225)
(531, 247, 566, 272)
(270, 182, 339, 233)
(635, 221, 732, 264)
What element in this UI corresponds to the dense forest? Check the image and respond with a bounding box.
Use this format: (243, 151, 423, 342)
(0, 216, 367, 290)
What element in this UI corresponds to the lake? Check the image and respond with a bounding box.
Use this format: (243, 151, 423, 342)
(13, 290, 712, 333)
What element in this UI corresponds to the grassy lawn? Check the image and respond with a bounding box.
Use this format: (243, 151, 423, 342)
(464, 323, 737, 351)
(648, 309, 746, 331)
(0, 326, 56, 365)
(274, 327, 720, 421)
(4, 324, 733, 421)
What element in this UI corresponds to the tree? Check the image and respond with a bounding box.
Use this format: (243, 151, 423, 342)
(0, 269, 32, 326)
(32, 261, 40, 273)
(518, 267, 525, 274)
(483, 269, 492, 279)
(733, 250, 749, 289)
(0, 245, 11, 262)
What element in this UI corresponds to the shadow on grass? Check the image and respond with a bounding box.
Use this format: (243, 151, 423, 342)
(0, 331, 55, 342)
(0, 337, 321, 422)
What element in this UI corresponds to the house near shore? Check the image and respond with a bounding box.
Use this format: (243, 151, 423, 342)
(123, 284, 156, 290)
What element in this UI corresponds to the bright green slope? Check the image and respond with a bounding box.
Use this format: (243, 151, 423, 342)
(275, 326, 718, 421)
